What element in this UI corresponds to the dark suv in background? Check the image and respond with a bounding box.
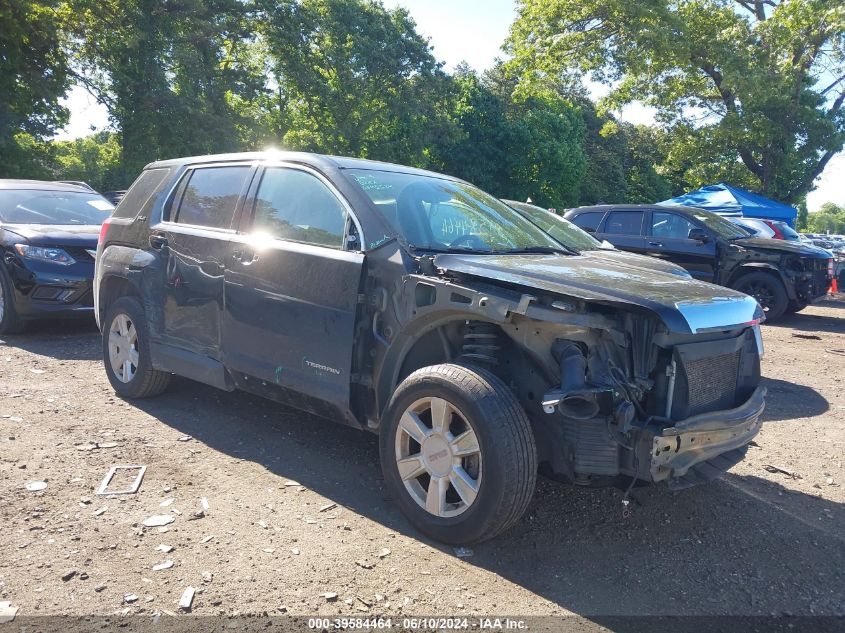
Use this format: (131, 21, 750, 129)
(566, 204, 833, 320)
(95, 153, 767, 544)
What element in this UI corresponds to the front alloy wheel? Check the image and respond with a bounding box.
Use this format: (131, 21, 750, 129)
(380, 363, 536, 545)
(395, 397, 482, 518)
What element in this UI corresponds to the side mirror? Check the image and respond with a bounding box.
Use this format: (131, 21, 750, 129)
(582, 226, 596, 234)
(688, 228, 710, 243)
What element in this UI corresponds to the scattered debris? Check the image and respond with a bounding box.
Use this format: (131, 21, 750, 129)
(763, 464, 801, 479)
(177, 435, 192, 442)
(79, 572, 89, 580)
(200, 497, 210, 511)
(291, 548, 300, 555)
(791, 333, 821, 340)
(25, 481, 47, 492)
(319, 503, 337, 512)
(258, 521, 268, 529)
(142, 515, 175, 528)
(355, 560, 374, 569)
(263, 548, 275, 554)
(187, 509, 205, 521)
(152, 561, 173, 571)
(0, 602, 19, 624)
(94, 583, 106, 593)
(80, 497, 92, 505)
(283, 480, 301, 487)
(178, 587, 195, 610)
(156, 544, 174, 553)
(77, 441, 120, 451)
(453, 547, 474, 558)
(95, 464, 146, 495)
(61, 569, 77, 582)
(160, 498, 174, 507)
(124, 594, 139, 604)
(201, 571, 213, 584)
(321, 592, 338, 602)
(29, 368, 45, 374)
(377, 548, 391, 559)
(825, 348, 845, 356)
(200, 535, 214, 544)
(93, 507, 108, 517)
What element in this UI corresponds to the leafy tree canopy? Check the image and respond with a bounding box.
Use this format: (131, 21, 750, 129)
(0, 0, 70, 176)
(507, 0, 845, 203)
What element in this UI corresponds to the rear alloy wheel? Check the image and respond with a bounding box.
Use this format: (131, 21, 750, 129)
(102, 296, 170, 398)
(732, 272, 788, 321)
(380, 363, 536, 544)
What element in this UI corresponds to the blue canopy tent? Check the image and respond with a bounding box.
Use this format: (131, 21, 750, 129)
(659, 183, 797, 227)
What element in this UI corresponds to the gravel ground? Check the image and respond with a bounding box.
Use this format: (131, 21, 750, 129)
(0, 298, 843, 621)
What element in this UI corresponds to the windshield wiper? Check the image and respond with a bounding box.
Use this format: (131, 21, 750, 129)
(499, 246, 575, 256)
(407, 245, 493, 255)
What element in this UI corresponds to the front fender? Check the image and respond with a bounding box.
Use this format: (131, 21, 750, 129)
(729, 262, 794, 300)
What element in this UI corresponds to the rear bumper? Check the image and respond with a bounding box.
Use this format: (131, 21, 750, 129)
(649, 385, 766, 484)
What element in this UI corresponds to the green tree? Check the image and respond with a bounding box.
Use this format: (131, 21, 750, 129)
(0, 0, 70, 177)
(49, 131, 123, 191)
(432, 67, 587, 208)
(507, 0, 845, 203)
(70, 0, 260, 180)
(807, 202, 845, 233)
(258, 0, 449, 166)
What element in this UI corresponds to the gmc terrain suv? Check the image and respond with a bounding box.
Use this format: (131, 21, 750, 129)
(566, 204, 833, 320)
(95, 152, 766, 544)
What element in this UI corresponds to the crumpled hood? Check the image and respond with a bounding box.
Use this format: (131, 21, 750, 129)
(737, 237, 831, 258)
(579, 248, 691, 277)
(2, 224, 100, 247)
(434, 253, 761, 334)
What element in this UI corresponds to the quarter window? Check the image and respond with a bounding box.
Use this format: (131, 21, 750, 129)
(605, 211, 644, 235)
(252, 168, 347, 249)
(173, 166, 251, 229)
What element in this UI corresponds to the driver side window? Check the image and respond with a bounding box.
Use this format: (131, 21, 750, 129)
(652, 212, 698, 239)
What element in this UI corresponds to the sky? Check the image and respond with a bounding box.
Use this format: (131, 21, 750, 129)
(56, 0, 842, 210)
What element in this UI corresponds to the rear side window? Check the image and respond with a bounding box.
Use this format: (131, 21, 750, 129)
(605, 211, 644, 235)
(251, 167, 347, 248)
(570, 211, 604, 232)
(114, 167, 171, 219)
(173, 166, 251, 229)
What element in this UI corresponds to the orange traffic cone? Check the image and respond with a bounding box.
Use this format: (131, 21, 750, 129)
(830, 277, 839, 295)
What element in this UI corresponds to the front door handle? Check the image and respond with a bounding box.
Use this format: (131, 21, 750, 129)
(648, 241, 663, 247)
(149, 234, 168, 250)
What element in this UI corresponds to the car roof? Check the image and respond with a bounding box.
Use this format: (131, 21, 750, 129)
(0, 179, 96, 193)
(145, 151, 462, 182)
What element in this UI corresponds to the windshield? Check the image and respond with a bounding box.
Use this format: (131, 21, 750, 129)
(505, 200, 604, 252)
(345, 169, 565, 253)
(0, 190, 114, 225)
(680, 206, 750, 239)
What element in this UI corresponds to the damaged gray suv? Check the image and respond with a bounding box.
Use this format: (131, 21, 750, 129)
(94, 152, 766, 544)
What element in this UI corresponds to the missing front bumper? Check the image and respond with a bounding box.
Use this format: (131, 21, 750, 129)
(649, 385, 766, 484)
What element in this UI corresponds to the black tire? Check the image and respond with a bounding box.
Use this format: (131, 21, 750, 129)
(785, 300, 808, 314)
(0, 266, 26, 335)
(102, 296, 170, 398)
(732, 271, 789, 321)
(379, 363, 537, 545)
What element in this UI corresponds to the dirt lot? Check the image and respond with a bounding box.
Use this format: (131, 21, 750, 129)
(1, 298, 843, 621)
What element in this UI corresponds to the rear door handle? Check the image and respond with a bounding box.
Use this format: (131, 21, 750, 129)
(149, 234, 168, 250)
(648, 241, 663, 247)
